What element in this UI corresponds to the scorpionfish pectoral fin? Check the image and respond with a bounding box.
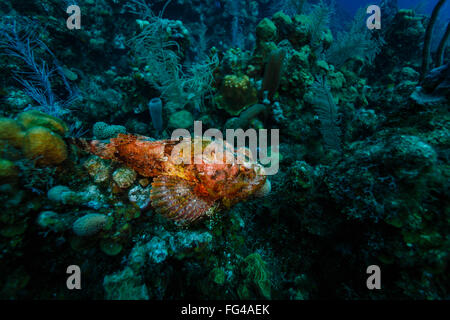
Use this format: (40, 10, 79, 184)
(150, 176, 217, 226)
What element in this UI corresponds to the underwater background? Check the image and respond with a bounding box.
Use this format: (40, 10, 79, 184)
(0, 0, 449, 300)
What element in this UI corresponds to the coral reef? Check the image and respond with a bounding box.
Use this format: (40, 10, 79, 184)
(0, 0, 448, 301)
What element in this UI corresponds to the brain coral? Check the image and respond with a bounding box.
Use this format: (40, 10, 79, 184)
(17, 110, 68, 136)
(93, 122, 126, 139)
(72, 213, 108, 237)
(0, 117, 25, 148)
(22, 126, 68, 166)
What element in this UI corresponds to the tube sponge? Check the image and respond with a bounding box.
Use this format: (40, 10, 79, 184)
(148, 98, 163, 132)
(262, 49, 286, 101)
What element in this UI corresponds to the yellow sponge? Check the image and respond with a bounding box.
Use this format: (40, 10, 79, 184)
(22, 126, 68, 166)
(0, 117, 25, 148)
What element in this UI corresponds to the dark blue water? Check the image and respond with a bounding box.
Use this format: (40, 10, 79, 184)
(339, 0, 450, 19)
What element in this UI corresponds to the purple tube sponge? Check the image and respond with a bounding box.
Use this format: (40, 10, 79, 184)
(149, 97, 163, 132)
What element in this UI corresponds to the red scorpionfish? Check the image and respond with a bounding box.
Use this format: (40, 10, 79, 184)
(72, 134, 271, 226)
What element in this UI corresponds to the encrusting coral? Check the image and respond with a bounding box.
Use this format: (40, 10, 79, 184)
(72, 213, 109, 237)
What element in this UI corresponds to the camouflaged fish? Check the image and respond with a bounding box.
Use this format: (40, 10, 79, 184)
(72, 134, 271, 226)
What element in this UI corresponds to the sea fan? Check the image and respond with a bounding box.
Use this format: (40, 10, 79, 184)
(309, 77, 342, 152)
(326, 7, 384, 67)
(306, 0, 334, 48)
(0, 17, 80, 118)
